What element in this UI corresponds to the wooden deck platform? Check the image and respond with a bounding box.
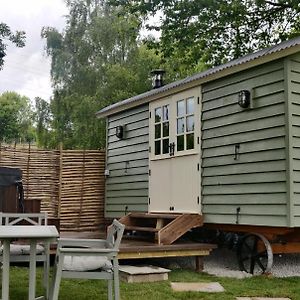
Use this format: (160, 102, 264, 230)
(119, 238, 216, 272)
(58, 231, 217, 272)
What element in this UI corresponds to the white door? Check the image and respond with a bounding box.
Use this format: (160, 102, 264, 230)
(149, 87, 201, 213)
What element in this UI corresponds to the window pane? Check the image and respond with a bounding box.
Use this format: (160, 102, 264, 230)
(187, 133, 194, 150)
(163, 122, 169, 137)
(163, 139, 169, 154)
(177, 135, 184, 151)
(186, 116, 194, 132)
(163, 105, 169, 121)
(177, 100, 185, 117)
(177, 118, 185, 134)
(155, 107, 162, 123)
(155, 124, 161, 139)
(186, 97, 194, 115)
(155, 141, 161, 155)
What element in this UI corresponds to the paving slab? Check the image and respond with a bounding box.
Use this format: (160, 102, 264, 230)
(171, 282, 225, 293)
(236, 297, 291, 300)
(119, 265, 170, 283)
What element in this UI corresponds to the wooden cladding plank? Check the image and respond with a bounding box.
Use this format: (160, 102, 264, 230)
(203, 182, 286, 195)
(108, 135, 149, 150)
(291, 58, 300, 73)
(202, 115, 285, 140)
(106, 174, 149, 184)
(105, 204, 148, 213)
(204, 59, 283, 90)
(202, 90, 284, 113)
(202, 137, 285, 158)
(108, 142, 148, 157)
(107, 159, 148, 171)
(202, 171, 286, 186)
(106, 189, 148, 197)
(106, 196, 149, 205)
(202, 62, 283, 98)
(202, 193, 287, 205)
(202, 126, 285, 149)
(108, 118, 149, 134)
(204, 214, 287, 227)
(203, 149, 286, 168)
(108, 126, 149, 143)
(202, 102, 285, 130)
(106, 181, 148, 191)
(108, 105, 148, 125)
(202, 160, 286, 177)
(107, 151, 148, 164)
(108, 166, 149, 177)
(203, 204, 286, 216)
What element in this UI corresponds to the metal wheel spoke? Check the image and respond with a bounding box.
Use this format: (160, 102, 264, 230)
(244, 242, 253, 253)
(250, 256, 255, 274)
(241, 256, 250, 262)
(255, 256, 266, 272)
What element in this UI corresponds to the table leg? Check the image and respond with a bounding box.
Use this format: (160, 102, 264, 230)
(2, 240, 10, 300)
(29, 240, 37, 300)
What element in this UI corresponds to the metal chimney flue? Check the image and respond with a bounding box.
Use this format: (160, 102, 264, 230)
(151, 69, 165, 89)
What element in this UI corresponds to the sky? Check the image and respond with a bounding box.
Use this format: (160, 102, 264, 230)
(0, 0, 68, 102)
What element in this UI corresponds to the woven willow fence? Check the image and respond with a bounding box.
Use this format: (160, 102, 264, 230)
(0, 144, 105, 232)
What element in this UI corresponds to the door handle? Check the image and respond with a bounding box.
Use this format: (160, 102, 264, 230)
(169, 142, 175, 156)
(234, 144, 240, 160)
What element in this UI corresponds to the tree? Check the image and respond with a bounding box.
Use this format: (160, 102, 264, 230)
(0, 23, 25, 69)
(34, 97, 53, 148)
(0, 92, 34, 142)
(42, 0, 160, 149)
(110, 0, 300, 75)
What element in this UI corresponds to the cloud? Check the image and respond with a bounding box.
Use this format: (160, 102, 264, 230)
(0, 0, 68, 102)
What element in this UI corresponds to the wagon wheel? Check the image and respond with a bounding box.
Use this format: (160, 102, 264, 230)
(237, 233, 273, 275)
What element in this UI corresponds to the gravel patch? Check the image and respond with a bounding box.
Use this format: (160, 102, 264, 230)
(204, 248, 300, 278)
(141, 248, 300, 279)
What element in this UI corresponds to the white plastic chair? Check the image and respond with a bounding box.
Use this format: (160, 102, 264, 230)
(0, 212, 51, 298)
(50, 219, 125, 300)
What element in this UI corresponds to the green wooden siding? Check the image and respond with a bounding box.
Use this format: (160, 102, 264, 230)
(289, 53, 300, 226)
(201, 59, 289, 226)
(105, 105, 149, 218)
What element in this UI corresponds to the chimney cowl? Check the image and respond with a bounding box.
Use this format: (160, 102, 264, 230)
(151, 69, 165, 89)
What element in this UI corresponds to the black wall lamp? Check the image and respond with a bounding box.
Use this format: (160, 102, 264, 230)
(116, 125, 124, 139)
(238, 90, 251, 108)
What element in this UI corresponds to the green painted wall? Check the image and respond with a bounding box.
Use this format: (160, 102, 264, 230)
(201, 59, 289, 226)
(288, 53, 300, 227)
(105, 104, 149, 218)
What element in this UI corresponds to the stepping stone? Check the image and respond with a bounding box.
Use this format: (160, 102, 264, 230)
(171, 282, 225, 293)
(119, 265, 170, 283)
(236, 297, 291, 300)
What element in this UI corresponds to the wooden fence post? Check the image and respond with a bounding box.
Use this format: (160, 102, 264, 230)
(77, 149, 86, 231)
(26, 142, 31, 201)
(58, 143, 63, 219)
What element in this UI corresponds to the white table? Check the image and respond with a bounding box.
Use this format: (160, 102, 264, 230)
(0, 225, 59, 300)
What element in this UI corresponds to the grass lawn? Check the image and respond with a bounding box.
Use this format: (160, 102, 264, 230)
(6, 266, 300, 300)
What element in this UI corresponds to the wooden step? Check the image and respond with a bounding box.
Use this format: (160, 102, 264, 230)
(118, 213, 204, 245)
(129, 212, 180, 220)
(158, 214, 204, 245)
(125, 226, 159, 233)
